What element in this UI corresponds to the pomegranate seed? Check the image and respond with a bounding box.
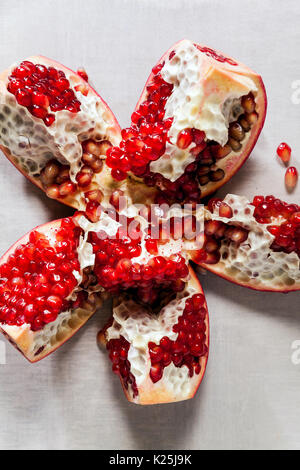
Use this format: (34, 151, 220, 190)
(285, 167, 298, 190)
(77, 67, 89, 82)
(15, 88, 32, 107)
(59, 181, 76, 197)
(219, 202, 233, 218)
(177, 129, 193, 149)
(31, 105, 47, 119)
(277, 142, 291, 163)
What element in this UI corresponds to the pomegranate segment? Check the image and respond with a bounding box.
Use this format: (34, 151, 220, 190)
(0, 56, 121, 210)
(189, 194, 300, 292)
(99, 267, 209, 405)
(106, 39, 267, 203)
(0, 217, 106, 362)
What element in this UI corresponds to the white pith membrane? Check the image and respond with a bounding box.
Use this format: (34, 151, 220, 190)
(0, 57, 121, 209)
(104, 271, 208, 404)
(198, 194, 300, 289)
(149, 39, 258, 182)
(0, 213, 120, 362)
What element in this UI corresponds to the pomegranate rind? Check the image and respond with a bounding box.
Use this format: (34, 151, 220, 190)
(0, 56, 122, 210)
(133, 40, 267, 198)
(0, 219, 104, 362)
(189, 194, 300, 292)
(100, 266, 209, 405)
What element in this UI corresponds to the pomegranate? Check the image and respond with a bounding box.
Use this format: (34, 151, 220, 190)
(0, 56, 122, 210)
(0, 216, 107, 362)
(98, 266, 209, 404)
(106, 39, 267, 204)
(189, 194, 300, 292)
(0, 204, 192, 363)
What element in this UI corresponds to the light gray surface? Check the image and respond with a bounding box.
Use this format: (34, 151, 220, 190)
(0, 0, 299, 450)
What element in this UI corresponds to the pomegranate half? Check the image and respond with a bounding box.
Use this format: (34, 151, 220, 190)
(189, 194, 300, 292)
(0, 56, 122, 209)
(106, 39, 267, 204)
(98, 266, 209, 405)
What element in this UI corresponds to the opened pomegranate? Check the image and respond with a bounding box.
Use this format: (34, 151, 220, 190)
(0, 56, 122, 209)
(106, 39, 267, 204)
(0, 203, 192, 362)
(98, 266, 209, 404)
(188, 194, 300, 292)
(0, 216, 108, 362)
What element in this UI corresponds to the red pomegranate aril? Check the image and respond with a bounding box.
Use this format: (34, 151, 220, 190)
(77, 67, 88, 82)
(46, 184, 60, 199)
(277, 142, 291, 163)
(31, 105, 48, 119)
(15, 88, 32, 107)
(150, 364, 163, 383)
(32, 91, 49, 108)
(219, 202, 233, 218)
(59, 181, 76, 197)
(177, 129, 193, 149)
(76, 170, 92, 188)
(285, 167, 298, 190)
(85, 189, 103, 203)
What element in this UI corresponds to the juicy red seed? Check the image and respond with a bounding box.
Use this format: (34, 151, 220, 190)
(77, 68, 89, 82)
(32, 91, 49, 108)
(177, 129, 193, 149)
(31, 105, 47, 119)
(285, 167, 298, 190)
(15, 88, 32, 107)
(44, 114, 55, 127)
(277, 142, 291, 163)
(218, 202, 233, 218)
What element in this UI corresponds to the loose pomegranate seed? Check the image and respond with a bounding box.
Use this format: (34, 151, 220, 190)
(277, 142, 291, 163)
(285, 166, 298, 190)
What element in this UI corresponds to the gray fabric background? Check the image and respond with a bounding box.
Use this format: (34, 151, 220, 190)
(0, 0, 299, 450)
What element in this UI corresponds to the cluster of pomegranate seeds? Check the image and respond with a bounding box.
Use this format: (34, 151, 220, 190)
(0, 218, 82, 330)
(41, 139, 107, 200)
(252, 195, 300, 224)
(106, 60, 174, 182)
(148, 293, 208, 383)
(252, 195, 300, 256)
(7, 60, 81, 126)
(285, 166, 298, 190)
(195, 45, 238, 66)
(88, 216, 189, 302)
(106, 336, 138, 397)
(277, 142, 291, 163)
